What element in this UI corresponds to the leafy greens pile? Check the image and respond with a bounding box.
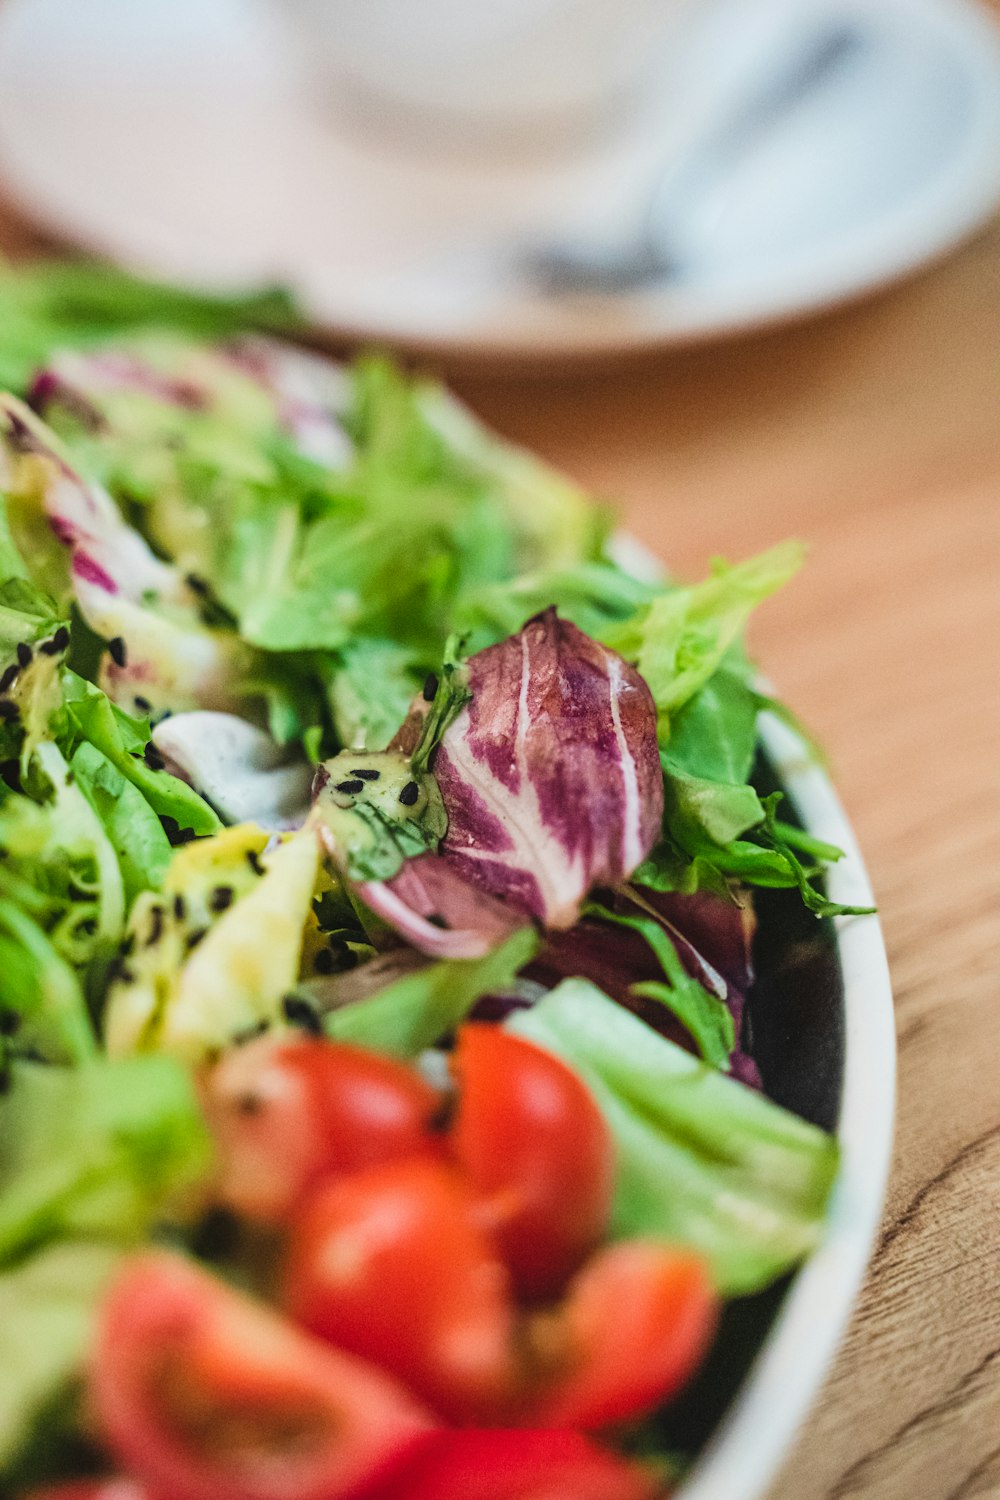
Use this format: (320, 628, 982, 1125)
(0, 260, 863, 1489)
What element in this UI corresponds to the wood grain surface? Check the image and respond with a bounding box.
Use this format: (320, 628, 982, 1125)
(1, 75, 999, 1499)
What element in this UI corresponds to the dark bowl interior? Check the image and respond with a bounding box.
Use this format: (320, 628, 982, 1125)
(649, 752, 846, 1461)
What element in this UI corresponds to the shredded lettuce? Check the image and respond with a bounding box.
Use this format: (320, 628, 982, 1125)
(508, 980, 839, 1295)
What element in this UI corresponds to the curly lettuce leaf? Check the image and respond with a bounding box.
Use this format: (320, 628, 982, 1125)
(605, 542, 805, 742)
(509, 980, 839, 1295)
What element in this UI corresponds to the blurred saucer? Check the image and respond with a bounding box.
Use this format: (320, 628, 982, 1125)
(0, 0, 998, 357)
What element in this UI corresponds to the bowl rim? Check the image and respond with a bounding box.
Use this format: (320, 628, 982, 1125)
(677, 711, 896, 1500)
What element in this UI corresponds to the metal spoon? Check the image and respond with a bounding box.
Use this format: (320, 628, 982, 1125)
(526, 15, 867, 295)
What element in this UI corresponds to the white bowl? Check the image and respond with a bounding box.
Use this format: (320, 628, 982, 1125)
(677, 712, 895, 1500)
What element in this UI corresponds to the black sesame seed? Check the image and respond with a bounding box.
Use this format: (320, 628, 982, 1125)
(283, 995, 323, 1036)
(121, 933, 136, 957)
(143, 743, 165, 771)
(0, 760, 20, 792)
(146, 905, 164, 947)
(76, 917, 97, 938)
(134, 695, 152, 714)
(0, 701, 19, 722)
(0, 1008, 21, 1036)
(422, 672, 438, 702)
(40, 625, 70, 655)
(398, 780, 420, 807)
(313, 947, 337, 975)
(0, 665, 18, 694)
(186, 928, 208, 951)
(107, 636, 127, 668)
(350, 768, 380, 782)
(16, 643, 32, 669)
(210, 885, 234, 913)
(116, 966, 136, 985)
(334, 778, 365, 796)
(191, 1207, 240, 1261)
(65, 771, 75, 786)
(426, 913, 450, 929)
(185, 573, 210, 596)
(173, 894, 186, 921)
(246, 849, 265, 876)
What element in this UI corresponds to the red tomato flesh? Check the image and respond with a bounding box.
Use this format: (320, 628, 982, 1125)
(361, 1429, 661, 1500)
(284, 1158, 516, 1424)
(529, 1241, 718, 1429)
(90, 1250, 435, 1500)
(450, 1025, 614, 1300)
(202, 1035, 442, 1223)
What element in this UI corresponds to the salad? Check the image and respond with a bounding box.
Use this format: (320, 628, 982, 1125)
(0, 262, 870, 1500)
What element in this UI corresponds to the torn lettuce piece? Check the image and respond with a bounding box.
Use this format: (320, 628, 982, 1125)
(508, 980, 839, 1295)
(316, 926, 539, 1058)
(104, 826, 319, 1063)
(0, 1049, 211, 1464)
(0, 258, 302, 397)
(62, 671, 221, 836)
(0, 1053, 211, 1264)
(604, 542, 805, 742)
(323, 638, 424, 753)
(69, 741, 174, 904)
(583, 901, 735, 1070)
(0, 899, 94, 1065)
(452, 560, 659, 656)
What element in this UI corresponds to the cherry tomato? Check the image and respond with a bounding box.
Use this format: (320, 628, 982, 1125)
(203, 1034, 443, 1223)
(283, 1158, 516, 1424)
(362, 1430, 660, 1500)
(90, 1250, 436, 1500)
(449, 1025, 614, 1300)
(25, 1485, 152, 1500)
(529, 1242, 718, 1429)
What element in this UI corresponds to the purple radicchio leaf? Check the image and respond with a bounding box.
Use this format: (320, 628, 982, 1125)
(357, 610, 663, 954)
(526, 886, 762, 1086)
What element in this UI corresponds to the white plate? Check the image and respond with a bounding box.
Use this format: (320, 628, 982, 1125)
(0, 0, 997, 356)
(679, 712, 895, 1500)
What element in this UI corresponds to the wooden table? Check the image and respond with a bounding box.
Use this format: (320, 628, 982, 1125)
(2, 167, 999, 1498)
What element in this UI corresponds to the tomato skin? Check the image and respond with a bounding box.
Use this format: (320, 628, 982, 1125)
(450, 1026, 614, 1299)
(203, 1035, 442, 1223)
(24, 1485, 153, 1500)
(529, 1242, 718, 1429)
(359, 1430, 660, 1500)
(284, 1158, 516, 1424)
(90, 1251, 436, 1500)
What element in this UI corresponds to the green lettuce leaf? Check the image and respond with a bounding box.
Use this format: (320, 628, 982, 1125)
(0, 1051, 211, 1468)
(322, 926, 538, 1057)
(605, 542, 805, 742)
(583, 902, 735, 1069)
(0, 258, 301, 395)
(508, 979, 840, 1295)
(62, 671, 220, 836)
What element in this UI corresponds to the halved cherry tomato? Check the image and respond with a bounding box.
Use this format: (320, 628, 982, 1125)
(450, 1026, 614, 1299)
(362, 1430, 660, 1500)
(202, 1035, 442, 1223)
(528, 1242, 718, 1429)
(25, 1485, 153, 1500)
(283, 1158, 515, 1424)
(90, 1251, 436, 1500)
